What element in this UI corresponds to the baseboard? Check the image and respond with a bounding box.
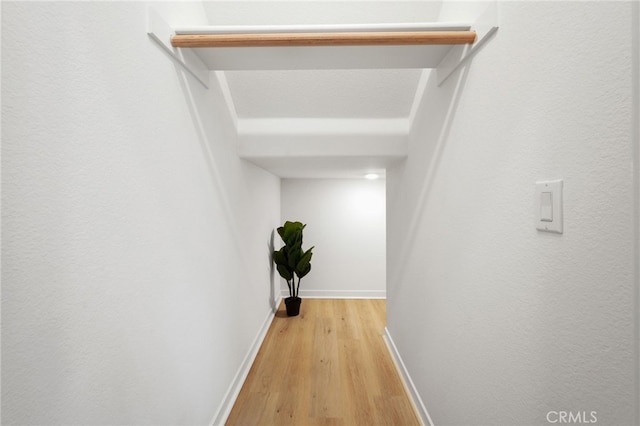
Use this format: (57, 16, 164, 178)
(383, 327, 434, 426)
(282, 289, 386, 299)
(210, 296, 282, 426)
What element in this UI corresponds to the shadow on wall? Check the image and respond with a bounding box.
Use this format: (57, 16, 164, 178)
(388, 63, 472, 299)
(268, 229, 277, 312)
(172, 60, 249, 270)
(173, 62, 280, 315)
(389, 26, 500, 301)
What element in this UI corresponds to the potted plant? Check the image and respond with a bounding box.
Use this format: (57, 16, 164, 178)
(273, 221, 314, 317)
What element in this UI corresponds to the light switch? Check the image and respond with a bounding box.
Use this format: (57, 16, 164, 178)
(540, 192, 553, 222)
(535, 180, 563, 233)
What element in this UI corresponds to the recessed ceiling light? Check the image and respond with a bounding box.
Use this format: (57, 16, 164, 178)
(365, 173, 379, 180)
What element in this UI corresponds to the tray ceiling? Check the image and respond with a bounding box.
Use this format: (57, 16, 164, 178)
(224, 69, 423, 119)
(199, 1, 445, 178)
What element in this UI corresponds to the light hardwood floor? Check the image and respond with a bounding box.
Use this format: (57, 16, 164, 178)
(226, 299, 421, 426)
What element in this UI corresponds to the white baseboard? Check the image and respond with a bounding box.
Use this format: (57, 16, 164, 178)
(282, 289, 386, 299)
(383, 327, 434, 426)
(210, 296, 282, 426)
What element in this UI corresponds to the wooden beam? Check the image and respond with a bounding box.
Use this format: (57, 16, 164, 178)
(171, 30, 477, 48)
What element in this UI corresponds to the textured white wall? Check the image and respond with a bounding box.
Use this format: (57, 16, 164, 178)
(635, 2, 640, 423)
(387, 2, 638, 425)
(1, 2, 280, 424)
(280, 179, 386, 298)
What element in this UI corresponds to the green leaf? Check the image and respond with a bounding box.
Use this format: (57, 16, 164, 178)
(295, 247, 313, 279)
(273, 248, 287, 265)
(276, 264, 293, 281)
(273, 248, 294, 281)
(295, 247, 313, 270)
(274, 221, 313, 282)
(281, 221, 306, 245)
(281, 221, 300, 241)
(287, 248, 302, 270)
(297, 263, 311, 279)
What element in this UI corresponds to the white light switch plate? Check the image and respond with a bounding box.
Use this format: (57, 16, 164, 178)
(535, 180, 563, 234)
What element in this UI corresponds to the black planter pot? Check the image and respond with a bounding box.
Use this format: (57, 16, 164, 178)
(284, 297, 302, 317)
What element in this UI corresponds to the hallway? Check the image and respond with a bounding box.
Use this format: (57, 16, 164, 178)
(2, 1, 638, 425)
(226, 299, 419, 425)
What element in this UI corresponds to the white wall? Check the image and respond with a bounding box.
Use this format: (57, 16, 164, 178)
(635, 3, 640, 423)
(1, 2, 280, 424)
(280, 179, 386, 298)
(387, 2, 639, 425)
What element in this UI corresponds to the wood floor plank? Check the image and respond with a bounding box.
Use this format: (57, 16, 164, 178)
(225, 299, 420, 426)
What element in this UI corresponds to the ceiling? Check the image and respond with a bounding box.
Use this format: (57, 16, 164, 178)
(224, 69, 421, 119)
(199, 1, 445, 178)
